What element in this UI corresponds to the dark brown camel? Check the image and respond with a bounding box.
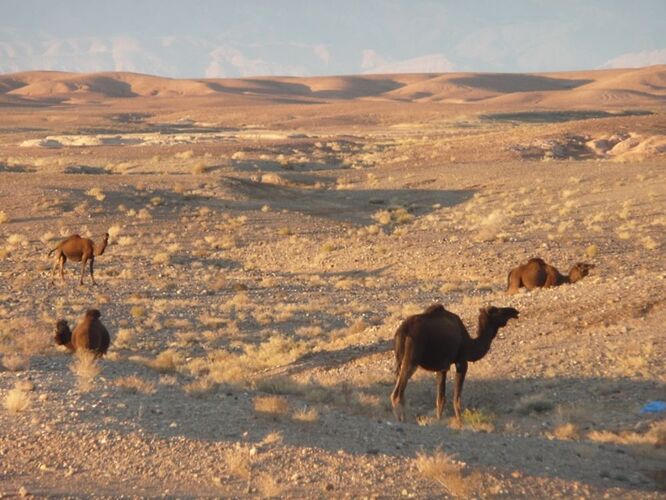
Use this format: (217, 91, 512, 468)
(55, 308, 110, 358)
(391, 304, 519, 422)
(506, 257, 594, 294)
(48, 233, 109, 285)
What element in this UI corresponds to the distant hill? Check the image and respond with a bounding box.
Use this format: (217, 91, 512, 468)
(1, 66, 664, 108)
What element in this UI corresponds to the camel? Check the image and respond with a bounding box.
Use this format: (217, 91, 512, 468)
(391, 304, 519, 422)
(506, 257, 594, 294)
(48, 233, 109, 285)
(54, 308, 110, 358)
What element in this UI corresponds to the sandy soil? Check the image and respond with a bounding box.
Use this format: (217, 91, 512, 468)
(0, 67, 665, 498)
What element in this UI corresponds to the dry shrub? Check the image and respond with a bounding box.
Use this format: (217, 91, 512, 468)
(70, 350, 102, 392)
(514, 394, 554, 415)
(142, 349, 182, 374)
(458, 408, 495, 432)
(254, 376, 301, 395)
(2, 353, 30, 371)
(183, 377, 217, 397)
(261, 431, 283, 447)
(254, 395, 289, 416)
(415, 449, 479, 497)
(114, 328, 135, 349)
(257, 473, 283, 498)
(108, 225, 122, 238)
(130, 306, 146, 319)
(175, 150, 194, 160)
(4, 386, 31, 413)
(114, 375, 156, 394)
(153, 252, 170, 264)
(86, 187, 105, 201)
(224, 446, 251, 480)
(552, 423, 580, 440)
(585, 244, 598, 258)
(0, 318, 50, 364)
(191, 162, 207, 174)
(587, 421, 666, 453)
(292, 406, 319, 423)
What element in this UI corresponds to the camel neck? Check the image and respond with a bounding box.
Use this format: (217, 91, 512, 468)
(94, 239, 108, 256)
(465, 315, 496, 362)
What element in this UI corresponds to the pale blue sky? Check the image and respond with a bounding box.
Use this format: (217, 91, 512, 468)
(1, 1, 665, 76)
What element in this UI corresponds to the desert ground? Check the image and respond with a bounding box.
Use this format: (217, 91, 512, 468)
(0, 66, 665, 498)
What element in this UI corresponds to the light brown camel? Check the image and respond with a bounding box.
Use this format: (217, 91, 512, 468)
(54, 308, 110, 358)
(391, 304, 519, 422)
(48, 233, 109, 285)
(506, 257, 594, 294)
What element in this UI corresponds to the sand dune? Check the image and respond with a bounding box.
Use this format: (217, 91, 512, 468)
(0, 66, 664, 108)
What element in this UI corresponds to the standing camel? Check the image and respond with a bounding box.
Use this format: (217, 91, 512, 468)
(49, 233, 109, 285)
(391, 304, 519, 422)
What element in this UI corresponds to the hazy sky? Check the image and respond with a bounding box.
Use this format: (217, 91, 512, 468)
(1, 0, 665, 77)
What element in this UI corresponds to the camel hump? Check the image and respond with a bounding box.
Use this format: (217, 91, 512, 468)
(423, 303, 447, 316)
(86, 308, 101, 319)
(527, 257, 546, 265)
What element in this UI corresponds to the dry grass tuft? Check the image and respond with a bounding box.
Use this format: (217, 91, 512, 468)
(261, 431, 284, 447)
(292, 406, 320, 423)
(70, 350, 102, 392)
(2, 353, 30, 371)
(114, 375, 156, 394)
(585, 244, 598, 258)
(257, 473, 283, 498)
(253, 395, 290, 416)
(587, 421, 666, 454)
(183, 377, 217, 397)
(0, 211, 9, 224)
(415, 449, 478, 497)
(514, 394, 554, 415)
(458, 408, 495, 432)
(141, 349, 182, 374)
(552, 422, 580, 440)
(4, 386, 31, 413)
(224, 446, 251, 480)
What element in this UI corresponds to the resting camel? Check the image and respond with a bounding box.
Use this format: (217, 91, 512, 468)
(54, 308, 110, 358)
(391, 304, 519, 422)
(506, 257, 594, 294)
(49, 233, 109, 285)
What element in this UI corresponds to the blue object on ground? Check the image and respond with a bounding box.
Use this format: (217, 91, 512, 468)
(640, 401, 666, 413)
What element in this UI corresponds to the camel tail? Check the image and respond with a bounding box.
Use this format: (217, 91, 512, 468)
(393, 320, 409, 377)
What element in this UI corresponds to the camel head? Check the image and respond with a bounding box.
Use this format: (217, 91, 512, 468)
(480, 306, 520, 335)
(94, 233, 110, 256)
(85, 308, 102, 320)
(54, 319, 72, 346)
(569, 262, 595, 282)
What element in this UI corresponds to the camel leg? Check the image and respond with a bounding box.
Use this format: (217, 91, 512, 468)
(51, 257, 59, 283)
(436, 370, 448, 419)
(391, 352, 417, 422)
(453, 361, 468, 421)
(506, 270, 521, 294)
(80, 257, 87, 285)
(89, 256, 95, 285)
(59, 256, 67, 282)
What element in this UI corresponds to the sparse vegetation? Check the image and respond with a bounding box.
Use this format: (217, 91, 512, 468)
(4, 385, 31, 413)
(70, 350, 102, 392)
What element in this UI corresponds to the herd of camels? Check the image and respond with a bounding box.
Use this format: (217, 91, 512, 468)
(48, 232, 594, 421)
